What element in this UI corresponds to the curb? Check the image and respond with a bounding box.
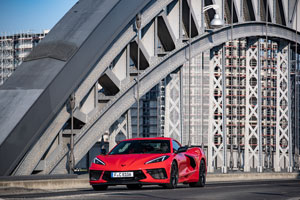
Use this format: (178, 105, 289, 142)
(206, 172, 300, 182)
(0, 178, 90, 190)
(0, 173, 299, 190)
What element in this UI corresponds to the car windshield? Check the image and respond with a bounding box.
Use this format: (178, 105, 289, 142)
(109, 140, 171, 155)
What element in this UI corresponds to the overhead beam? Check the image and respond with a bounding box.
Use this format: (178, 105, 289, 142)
(276, 0, 287, 25)
(290, 0, 300, 29)
(182, 0, 200, 38)
(252, 0, 260, 21)
(244, 0, 256, 21)
(157, 14, 177, 51)
(130, 39, 150, 70)
(166, 0, 181, 40)
(98, 69, 120, 96)
(234, 0, 244, 22)
(289, 0, 297, 26)
(280, 0, 289, 25)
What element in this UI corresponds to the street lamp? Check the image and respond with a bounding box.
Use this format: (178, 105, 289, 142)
(187, 3, 224, 148)
(200, 3, 225, 172)
(203, 5, 224, 29)
(211, 13, 224, 28)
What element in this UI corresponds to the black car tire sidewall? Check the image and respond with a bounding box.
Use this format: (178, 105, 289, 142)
(165, 162, 178, 189)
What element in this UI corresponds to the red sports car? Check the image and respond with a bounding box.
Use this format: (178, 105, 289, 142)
(89, 137, 206, 190)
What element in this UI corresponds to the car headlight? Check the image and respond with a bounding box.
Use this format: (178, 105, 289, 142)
(145, 156, 170, 164)
(93, 157, 105, 165)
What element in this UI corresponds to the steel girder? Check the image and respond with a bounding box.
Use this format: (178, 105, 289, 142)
(49, 22, 300, 174)
(0, 0, 154, 176)
(14, 0, 175, 175)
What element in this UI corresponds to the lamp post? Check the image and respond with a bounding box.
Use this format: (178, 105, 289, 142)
(188, 0, 192, 147)
(69, 93, 76, 174)
(136, 13, 141, 138)
(294, 3, 299, 171)
(187, 3, 224, 148)
(230, 0, 234, 171)
(197, 4, 224, 170)
(201, 51, 204, 150)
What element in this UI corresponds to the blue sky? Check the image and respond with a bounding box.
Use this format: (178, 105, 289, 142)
(0, 0, 78, 35)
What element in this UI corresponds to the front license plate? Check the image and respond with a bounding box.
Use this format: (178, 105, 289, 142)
(111, 172, 134, 178)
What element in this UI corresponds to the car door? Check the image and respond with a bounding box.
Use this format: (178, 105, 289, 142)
(172, 140, 188, 178)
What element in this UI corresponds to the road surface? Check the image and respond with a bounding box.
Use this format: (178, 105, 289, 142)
(1, 179, 299, 200)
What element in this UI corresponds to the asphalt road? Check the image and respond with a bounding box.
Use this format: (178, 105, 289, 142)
(1, 180, 300, 200)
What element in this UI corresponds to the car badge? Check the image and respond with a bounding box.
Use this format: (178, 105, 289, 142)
(121, 164, 126, 167)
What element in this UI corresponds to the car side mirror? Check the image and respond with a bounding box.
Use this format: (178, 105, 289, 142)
(100, 148, 107, 155)
(176, 146, 188, 154)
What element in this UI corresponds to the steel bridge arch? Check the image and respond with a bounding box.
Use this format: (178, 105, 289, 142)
(51, 22, 300, 173)
(4, 0, 299, 175)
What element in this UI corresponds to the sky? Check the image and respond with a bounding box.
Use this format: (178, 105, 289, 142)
(0, 0, 78, 35)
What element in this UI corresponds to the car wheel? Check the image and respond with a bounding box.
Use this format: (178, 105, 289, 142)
(164, 162, 178, 189)
(189, 159, 206, 187)
(127, 184, 142, 190)
(92, 185, 108, 191)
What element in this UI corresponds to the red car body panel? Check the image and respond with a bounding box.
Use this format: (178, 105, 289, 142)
(89, 137, 206, 186)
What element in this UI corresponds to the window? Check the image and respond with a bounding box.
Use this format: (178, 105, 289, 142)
(172, 140, 181, 152)
(237, 108, 243, 115)
(109, 140, 171, 154)
(250, 59, 257, 67)
(266, 108, 271, 115)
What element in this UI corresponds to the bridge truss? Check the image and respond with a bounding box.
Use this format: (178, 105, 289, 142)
(0, 0, 299, 175)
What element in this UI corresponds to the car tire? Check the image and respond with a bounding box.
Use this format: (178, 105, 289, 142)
(92, 185, 108, 190)
(189, 159, 206, 187)
(164, 162, 178, 189)
(127, 184, 142, 190)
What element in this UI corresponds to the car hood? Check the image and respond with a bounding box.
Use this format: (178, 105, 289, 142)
(97, 154, 170, 169)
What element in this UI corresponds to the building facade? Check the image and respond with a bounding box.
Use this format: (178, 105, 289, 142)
(170, 38, 300, 173)
(0, 31, 48, 85)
